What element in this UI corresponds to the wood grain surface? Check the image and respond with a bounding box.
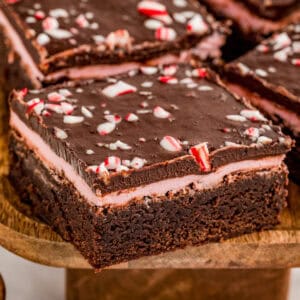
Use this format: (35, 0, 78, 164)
(0, 93, 300, 270)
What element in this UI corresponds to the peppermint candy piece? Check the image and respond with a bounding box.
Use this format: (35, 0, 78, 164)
(81, 106, 93, 118)
(187, 15, 208, 34)
(42, 17, 59, 31)
(140, 66, 158, 75)
(144, 19, 163, 30)
(27, 98, 44, 115)
(125, 113, 139, 122)
(20, 88, 28, 97)
(106, 29, 131, 50)
(257, 136, 272, 145)
(59, 89, 72, 97)
(155, 27, 177, 41)
(63, 115, 84, 124)
(162, 65, 177, 76)
(159, 76, 178, 84)
(36, 33, 50, 45)
(190, 142, 211, 172)
(272, 32, 291, 51)
(45, 103, 63, 114)
(244, 127, 260, 141)
(87, 163, 109, 177)
(54, 127, 68, 140)
(102, 81, 137, 97)
(240, 110, 267, 122)
(110, 140, 132, 151)
(46, 29, 72, 39)
(104, 114, 122, 124)
(137, 1, 167, 17)
(48, 92, 65, 102)
(131, 157, 146, 169)
(34, 11, 45, 20)
(104, 156, 121, 170)
(61, 102, 74, 115)
(153, 106, 171, 119)
(76, 14, 89, 28)
(292, 58, 300, 66)
(226, 115, 247, 122)
(97, 122, 116, 135)
(49, 8, 69, 18)
(160, 136, 182, 152)
(191, 68, 207, 78)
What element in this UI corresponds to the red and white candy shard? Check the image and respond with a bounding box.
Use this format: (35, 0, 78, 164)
(27, 98, 44, 115)
(87, 163, 109, 177)
(240, 110, 267, 122)
(63, 115, 84, 124)
(159, 76, 178, 84)
(125, 113, 139, 122)
(76, 14, 89, 28)
(49, 8, 69, 18)
(292, 58, 300, 66)
(226, 115, 247, 122)
(110, 140, 132, 150)
(47, 92, 65, 102)
(131, 157, 146, 169)
(106, 29, 131, 50)
(162, 65, 177, 76)
(244, 127, 260, 141)
(153, 106, 171, 119)
(42, 17, 59, 31)
(189, 142, 211, 172)
(59, 89, 72, 97)
(34, 11, 45, 20)
(155, 27, 177, 41)
(104, 114, 122, 124)
(104, 156, 121, 170)
(81, 106, 93, 118)
(137, 1, 168, 17)
(20, 88, 28, 97)
(54, 127, 68, 140)
(61, 102, 74, 115)
(272, 33, 291, 51)
(102, 81, 137, 97)
(187, 15, 208, 34)
(97, 122, 116, 136)
(46, 28, 73, 39)
(160, 136, 182, 152)
(37, 33, 50, 45)
(45, 103, 63, 114)
(191, 68, 207, 78)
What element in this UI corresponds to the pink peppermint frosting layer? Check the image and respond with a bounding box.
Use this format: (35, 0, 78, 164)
(0, 8, 224, 86)
(227, 81, 300, 135)
(10, 110, 285, 207)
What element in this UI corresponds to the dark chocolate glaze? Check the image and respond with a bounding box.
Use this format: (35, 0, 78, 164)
(10, 65, 290, 195)
(0, 0, 225, 74)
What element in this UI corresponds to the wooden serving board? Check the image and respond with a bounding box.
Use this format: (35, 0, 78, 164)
(0, 95, 300, 270)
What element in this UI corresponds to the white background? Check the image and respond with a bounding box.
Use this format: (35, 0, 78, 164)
(0, 247, 299, 300)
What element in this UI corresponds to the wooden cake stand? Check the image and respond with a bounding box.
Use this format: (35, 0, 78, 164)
(0, 96, 300, 300)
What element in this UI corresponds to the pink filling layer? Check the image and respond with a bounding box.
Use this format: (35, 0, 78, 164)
(227, 81, 300, 134)
(10, 111, 285, 207)
(1, 8, 224, 84)
(0, 9, 44, 87)
(205, 0, 300, 35)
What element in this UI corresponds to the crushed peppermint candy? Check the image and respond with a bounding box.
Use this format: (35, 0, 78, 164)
(137, 1, 168, 17)
(187, 15, 208, 34)
(160, 136, 182, 152)
(153, 106, 171, 119)
(189, 142, 211, 172)
(240, 110, 267, 122)
(125, 113, 139, 122)
(155, 27, 177, 41)
(97, 122, 116, 136)
(54, 127, 68, 140)
(81, 106, 93, 118)
(159, 76, 178, 84)
(104, 156, 121, 170)
(244, 127, 260, 141)
(102, 81, 137, 97)
(26, 98, 44, 115)
(226, 115, 247, 122)
(63, 115, 84, 124)
(131, 157, 147, 169)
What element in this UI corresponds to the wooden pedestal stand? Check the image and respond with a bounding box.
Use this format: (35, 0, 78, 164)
(0, 96, 300, 300)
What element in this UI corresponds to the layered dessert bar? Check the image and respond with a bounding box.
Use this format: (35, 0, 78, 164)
(201, 0, 300, 40)
(224, 24, 300, 183)
(0, 0, 228, 92)
(9, 65, 291, 268)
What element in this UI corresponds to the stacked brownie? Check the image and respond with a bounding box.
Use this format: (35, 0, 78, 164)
(9, 65, 291, 268)
(0, 0, 228, 93)
(201, 0, 300, 41)
(1, 0, 297, 269)
(224, 23, 300, 183)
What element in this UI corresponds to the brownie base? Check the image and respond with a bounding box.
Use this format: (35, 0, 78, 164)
(9, 131, 288, 269)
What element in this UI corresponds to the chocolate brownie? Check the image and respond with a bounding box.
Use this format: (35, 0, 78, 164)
(201, 0, 300, 41)
(224, 24, 300, 183)
(8, 64, 291, 268)
(0, 0, 229, 89)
